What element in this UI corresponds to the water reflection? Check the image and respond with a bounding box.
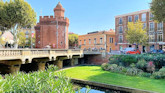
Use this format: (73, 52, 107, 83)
(76, 87, 104, 93)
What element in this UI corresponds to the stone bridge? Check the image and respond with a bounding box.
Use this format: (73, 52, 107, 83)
(0, 49, 106, 74)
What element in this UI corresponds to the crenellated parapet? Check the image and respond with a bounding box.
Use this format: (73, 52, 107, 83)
(39, 16, 69, 25)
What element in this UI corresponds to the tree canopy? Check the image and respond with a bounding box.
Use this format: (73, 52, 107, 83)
(0, 0, 36, 31)
(126, 20, 148, 46)
(150, 0, 165, 22)
(69, 34, 78, 47)
(17, 31, 26, 47)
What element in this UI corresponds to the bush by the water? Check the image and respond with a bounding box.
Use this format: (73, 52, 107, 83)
(101, 63, 143, 76)
(106, 54, 165, 79)
(109, 54, 165, 69)
(151, 67, 165, 79)
(0, 65, 75, 93)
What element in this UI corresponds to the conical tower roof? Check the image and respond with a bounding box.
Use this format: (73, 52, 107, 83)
(54, 2, 65, 12)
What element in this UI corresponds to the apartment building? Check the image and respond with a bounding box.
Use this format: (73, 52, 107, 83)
(115, 9, 165, 52)
(78, 29, 115, 53)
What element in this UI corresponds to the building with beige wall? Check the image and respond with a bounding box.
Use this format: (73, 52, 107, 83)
(78, 29, 115, 53)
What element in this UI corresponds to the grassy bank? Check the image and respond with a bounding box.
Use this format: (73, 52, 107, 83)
(61, 66, 165, 93)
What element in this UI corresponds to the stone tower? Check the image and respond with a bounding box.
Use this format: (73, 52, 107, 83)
(35, 2, 69, 49)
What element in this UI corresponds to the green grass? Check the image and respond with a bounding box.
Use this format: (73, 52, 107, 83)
(61, 66, 165, 93)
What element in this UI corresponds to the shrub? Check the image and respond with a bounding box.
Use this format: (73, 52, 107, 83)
(140, 72, 152, 78)
(126, 68, 143, 76)
(130, 63, 136, 68)
(120, 55, 137, 67)
(136, 59, 147, 70)
(151, 67, 165, 79)
(101, 63, 109, 70)
(0, 65, 75, 93)
(107, 64, 118, 71)
(147, 61, 155, 73)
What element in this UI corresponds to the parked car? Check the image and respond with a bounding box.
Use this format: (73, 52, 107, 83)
(148, 49, 164, 54)
(121, 47, 135, 54)
(126, 49, 141, 54)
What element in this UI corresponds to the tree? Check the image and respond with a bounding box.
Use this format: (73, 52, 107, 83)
(150, 0, 165, 22)
(17, 31, 26, 47)
(27, 33, 36, 48)
(69, 34, 78, 48)
(125, 20, 148, 49)
(0, 0, 36, 48)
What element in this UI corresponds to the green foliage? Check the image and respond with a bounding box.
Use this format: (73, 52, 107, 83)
(0, 0, 36, 29)
(136, 59, 147, 70)
(27, 33, 36, 47)
(0, 65, 75, 93)
(63, 66, 165, 93)
(109, 54, 165, 69)
(69, 34, 78, 47)
(120, 55, 137, 66)
(130, 63, 136, 68)
(151, 67, 165, 79)
(0, 0, 36, 46)
(150, 0, 165, 22)
(126, 20, 148, 46)
(101, 63, 109, 70)
(17, 31, 26, 47)
(126, 67, 143, 76)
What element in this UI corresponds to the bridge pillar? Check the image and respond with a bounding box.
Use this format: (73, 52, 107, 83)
(53, 60, 63, 69)
(0, 60, 22, 74)
(9, 64, 21, 74)
(38, 62, 46, 71)
(33, 58, 49, 71)
(71, 58, 78, 66)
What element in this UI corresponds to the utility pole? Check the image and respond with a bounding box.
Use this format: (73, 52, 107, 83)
(56, 17, 58, 49)
(31, 27, 32, 49)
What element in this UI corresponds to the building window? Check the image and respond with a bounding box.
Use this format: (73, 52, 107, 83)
(100, 38, 103, 44)
(25, 31, 29, 35)
(112, 38, 113, 43)
(149, 34, 155, 42)
(110, 38, 111, 43)
(157, 22, 163, 31)
(26, 35, 29, 38)
(89, 39, 91, 44)
(149, 22, 155, 32)
(119, 35, 123, 43)
(38, 41, 40, 44)
(143, 23, 146, 29)
(134, 15, 139, 22)
(141, 13, 146, 22)
(119, 18, 122, 24)
(80, 40, 82, 45)
(150, 13, 154, 20)
(128, 16, 132, 22)
(84, 40, 86, 45)
(110, 38, 113, 43)
(94, 38, 96, 44)
(157, 33, 163, 42)
(119, 26, 123, 33)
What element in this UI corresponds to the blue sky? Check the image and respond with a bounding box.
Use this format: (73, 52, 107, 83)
(26, 0, 152, 35)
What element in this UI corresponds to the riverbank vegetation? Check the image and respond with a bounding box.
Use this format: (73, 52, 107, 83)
(0, 65, 75, 93)
(62, 66, 165, 93)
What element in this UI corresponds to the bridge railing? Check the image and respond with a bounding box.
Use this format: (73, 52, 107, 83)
(0, 50, 22, 56)
(0, 49, 83, 57)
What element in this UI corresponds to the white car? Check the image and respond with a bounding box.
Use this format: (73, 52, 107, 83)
(121, 48, 135, 54)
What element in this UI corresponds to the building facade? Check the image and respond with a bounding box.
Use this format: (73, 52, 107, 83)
(21, 27, 35, 45)
(115, 9, 165, 52)
(78, 29, 115, 52)
(35, 2, 69, 49)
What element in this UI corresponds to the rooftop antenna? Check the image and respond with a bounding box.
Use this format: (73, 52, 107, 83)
(40, 9, 42, 16)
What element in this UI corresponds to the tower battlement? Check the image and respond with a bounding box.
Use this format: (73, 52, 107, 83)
(39, 16, 69, 24)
